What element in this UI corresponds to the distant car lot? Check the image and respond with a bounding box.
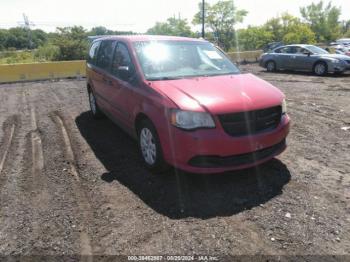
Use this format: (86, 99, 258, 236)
(0, 64, 349, 256)
(259, 44, 350, 76)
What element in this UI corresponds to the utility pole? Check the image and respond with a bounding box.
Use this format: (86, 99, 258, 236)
(22, 14, 34, 49)
(201, 0, 205, 38)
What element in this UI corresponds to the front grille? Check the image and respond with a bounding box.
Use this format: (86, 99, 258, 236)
(188, 139, 286, 168)
(218, 106, 282, 136)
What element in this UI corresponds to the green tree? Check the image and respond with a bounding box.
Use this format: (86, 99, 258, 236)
(0, 27, 48, 50)
(0, 29, 9, 50)
(237, 27, 274, 50)
(300, 0, 341, 42)
(88, 26, 114, 36)
(341, 20, 350, 37)
(31, 29, 48, 48)
(147, 17, 193, 37)
(193, 0, 247, 50)
(34, 43, 60, 61)
(282, 24, 316, 44)
(52, 26, 88, 61)
(262, 13, 315, 44)
(88, 26, 134, 36)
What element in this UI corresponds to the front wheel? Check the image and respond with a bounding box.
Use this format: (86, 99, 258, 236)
(88, 91, 104, 119)
(313, 62, 327, 76)
(138, 119, 169, 173)
(266, 61, 276, 72)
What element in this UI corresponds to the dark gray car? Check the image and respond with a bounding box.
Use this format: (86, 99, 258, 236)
(259, 44, 350, 76)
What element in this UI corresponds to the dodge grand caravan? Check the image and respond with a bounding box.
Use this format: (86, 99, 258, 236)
(86, 35, 290, 174)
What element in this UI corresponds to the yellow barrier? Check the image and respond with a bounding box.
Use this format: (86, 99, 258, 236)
(0, 60, 86, 83)
(0, 51, 263, 83)
(227, 50, 263, 62)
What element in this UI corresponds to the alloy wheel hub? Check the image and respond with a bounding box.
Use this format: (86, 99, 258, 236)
(140, 128, 156, 165)
(90, 93, 96, 114)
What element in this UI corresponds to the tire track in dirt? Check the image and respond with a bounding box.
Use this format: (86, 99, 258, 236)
(51, 111, 93, 260)
(30, 106, 44, 184)
(0, 121, 15, 176)
(24, 89, 48, 249)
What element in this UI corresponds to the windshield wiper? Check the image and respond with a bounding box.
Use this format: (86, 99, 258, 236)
(147, 76, 185, 81)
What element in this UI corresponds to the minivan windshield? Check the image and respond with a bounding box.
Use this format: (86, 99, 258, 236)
(133, 40, 240, 80)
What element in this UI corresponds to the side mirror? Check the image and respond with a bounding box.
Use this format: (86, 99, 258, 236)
(118, 65, 135, 82)
(118, 66, 129, 71)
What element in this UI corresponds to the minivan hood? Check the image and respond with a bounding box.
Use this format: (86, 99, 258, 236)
(151, 73, 284, 114)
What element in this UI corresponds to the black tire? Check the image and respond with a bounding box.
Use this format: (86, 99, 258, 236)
(266, 60, 276, 72)
(137, 119, 169, 173)
(313, 61, 328, 76)
(88, 90, 104, 119)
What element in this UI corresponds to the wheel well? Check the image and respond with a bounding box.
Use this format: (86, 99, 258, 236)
(265, 60, 276, 67)
(134, 113, 150, 134)
(313, 60, 328, 69)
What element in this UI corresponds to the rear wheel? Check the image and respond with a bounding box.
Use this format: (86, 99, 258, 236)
(138, 119, 169, 173)
(313, 62, 327, 76)
(266, 61, 276, 72)
(88, 90, 104, 119)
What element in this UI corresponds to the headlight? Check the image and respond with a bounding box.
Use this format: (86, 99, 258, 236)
(170, 110, 215, 130)
(282, 99, 287, 114)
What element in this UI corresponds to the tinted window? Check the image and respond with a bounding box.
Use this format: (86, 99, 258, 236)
(111, 43, 136, 82)
(88, 41, 100, 64)
(275, 47, 293, 54)
(96, 40, 116, 70)
(295, 47, 305, 54)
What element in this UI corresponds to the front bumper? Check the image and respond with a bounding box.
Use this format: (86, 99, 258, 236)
(328, 62, 350, 72)
(161, 114, 290, 174)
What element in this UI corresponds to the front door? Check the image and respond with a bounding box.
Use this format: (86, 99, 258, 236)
(105, 42, 139, 130)
(290, 47, 313, 70)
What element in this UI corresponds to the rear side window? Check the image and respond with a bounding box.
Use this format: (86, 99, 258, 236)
(111, 43, 136, 82)
(275, 47, 292, 54)
(96, 40, 116, 71)
(88, 41, 100, 65)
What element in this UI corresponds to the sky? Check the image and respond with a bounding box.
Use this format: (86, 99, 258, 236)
(0, 0, 349, 33)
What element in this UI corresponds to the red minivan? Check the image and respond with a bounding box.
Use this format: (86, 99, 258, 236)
(86, 35, 290, 174)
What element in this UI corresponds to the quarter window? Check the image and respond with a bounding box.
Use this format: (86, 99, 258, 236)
(88, 41, 100, 65)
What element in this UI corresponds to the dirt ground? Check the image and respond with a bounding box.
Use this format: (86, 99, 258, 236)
(0, 64, 349, 259)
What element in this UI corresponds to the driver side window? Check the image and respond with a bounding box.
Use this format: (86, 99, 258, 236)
(111, 43, 136, 82)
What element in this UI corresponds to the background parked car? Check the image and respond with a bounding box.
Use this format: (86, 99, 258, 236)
(335, 46, 350, 56)
(263, 42, 284, 53)
(259, 44, 350, 76)
(330, 38, 350, 46)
